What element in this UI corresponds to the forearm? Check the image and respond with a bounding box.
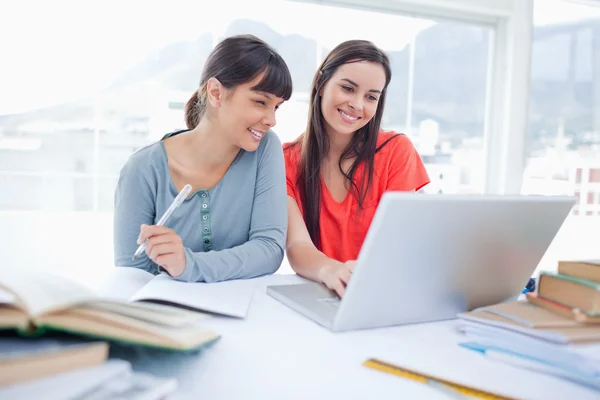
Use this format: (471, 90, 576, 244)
(287, 242, 342, 283)
(176, 237, 284, 283)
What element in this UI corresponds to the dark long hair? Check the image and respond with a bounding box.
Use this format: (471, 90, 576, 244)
(287, 40, 392, 249)
(184, 34, 293, 128)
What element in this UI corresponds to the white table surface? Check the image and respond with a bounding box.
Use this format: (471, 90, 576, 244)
(113, 274, 600, 400)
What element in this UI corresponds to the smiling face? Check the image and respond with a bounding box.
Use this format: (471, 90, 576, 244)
(319, 61, 386, 139)
(216, 72, 285, 152)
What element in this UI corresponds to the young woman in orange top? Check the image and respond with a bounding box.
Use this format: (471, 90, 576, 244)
(284, 40, 430, 297)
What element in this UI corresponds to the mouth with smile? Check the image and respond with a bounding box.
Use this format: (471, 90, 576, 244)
(248, 128, 265, 141)
(338, 109, 361, 124)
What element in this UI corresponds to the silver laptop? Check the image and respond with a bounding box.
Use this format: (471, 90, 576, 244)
(267, 193, 576, 332)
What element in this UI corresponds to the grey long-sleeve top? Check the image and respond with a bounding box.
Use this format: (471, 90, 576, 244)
(113, 129, 288, 282)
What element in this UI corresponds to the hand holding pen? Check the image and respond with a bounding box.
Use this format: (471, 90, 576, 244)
(133, 184, 192, 277)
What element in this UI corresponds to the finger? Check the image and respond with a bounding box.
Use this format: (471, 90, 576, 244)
(145, 234, 178, 254)
(155, 255, 183, 278)
(138, 224, 152, 242)
(138, 225, 176, 244)
(339, 269, 352, 285)
(145, 236, 182, 260)
(155, 255, 172, 272)
(334, 280, 346, 298)
(346, 261, 356, 272)
(155, 254, 171, 268)
(148, 243, 179, 262)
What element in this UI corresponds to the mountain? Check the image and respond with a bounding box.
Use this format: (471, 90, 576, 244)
(222, 19, 317, 92)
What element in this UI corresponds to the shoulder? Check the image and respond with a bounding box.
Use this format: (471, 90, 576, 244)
(260, 128, 283, 149)
(252, 129, 281, 157)
(282, 136, 302, 164)
(282, 138, 302, 181)
(375, 130, 418, 159)
(118, 140, 164, 182)
(253, 129, 285, 166)
(376, 130, 414, 150)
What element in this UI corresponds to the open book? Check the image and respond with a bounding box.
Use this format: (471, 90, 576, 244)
(0, 267, 258, 351)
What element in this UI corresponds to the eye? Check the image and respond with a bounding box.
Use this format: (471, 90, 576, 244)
(255, 100, 266, 106)
(367, 95, 379, 101)
(341, 85, 353, 92)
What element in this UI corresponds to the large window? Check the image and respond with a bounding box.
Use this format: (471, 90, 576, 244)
(4, 0, 547, 283)
(0, 1, 493, 213)
(523, 0, 600, 211)
(523, 0, 600, 271)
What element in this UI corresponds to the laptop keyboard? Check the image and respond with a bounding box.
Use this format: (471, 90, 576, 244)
(318, 297, 341, 308)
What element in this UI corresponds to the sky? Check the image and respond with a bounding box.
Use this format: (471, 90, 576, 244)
(0, 0, 599, 115)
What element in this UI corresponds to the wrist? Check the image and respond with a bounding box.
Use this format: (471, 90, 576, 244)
(316, 265, 331, 283)
(316, 260, 342, 283)
(172, 248, 193, 282)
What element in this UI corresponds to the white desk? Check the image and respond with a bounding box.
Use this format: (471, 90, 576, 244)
(115, 274, 599, 400)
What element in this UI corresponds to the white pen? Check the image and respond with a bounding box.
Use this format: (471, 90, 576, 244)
(132, 184, 193, 261)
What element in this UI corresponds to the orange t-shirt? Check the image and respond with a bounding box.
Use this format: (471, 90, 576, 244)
(284, 130, 430, 262)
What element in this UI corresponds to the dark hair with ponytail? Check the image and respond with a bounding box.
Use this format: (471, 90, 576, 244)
(184, 34, 293, 129)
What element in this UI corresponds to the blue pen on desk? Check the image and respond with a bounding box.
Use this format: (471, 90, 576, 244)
(132, 184, 193, 261)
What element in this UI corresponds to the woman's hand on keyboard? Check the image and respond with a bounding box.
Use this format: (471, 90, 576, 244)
(318, 260, 356, 298)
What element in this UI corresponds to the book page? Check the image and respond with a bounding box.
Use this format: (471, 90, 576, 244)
(96, 267, 155, 301)
(0, 268, 94, 317)
(130, 273, 259, 318)
(0, 287, 16, 306)
(87, 301, 210, 327)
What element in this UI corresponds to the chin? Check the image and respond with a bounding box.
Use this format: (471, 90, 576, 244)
(335, 124, 361, 136)
(239, 141, 261, 152)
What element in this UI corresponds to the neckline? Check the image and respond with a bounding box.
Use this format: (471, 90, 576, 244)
(159, 133, 242, 199)
(321, 177, 351, 205)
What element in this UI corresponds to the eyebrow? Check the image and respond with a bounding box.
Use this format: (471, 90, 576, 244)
(253, 90, 284, 105)
(341, 78, 382, 94)
(253, 90, 272, 99)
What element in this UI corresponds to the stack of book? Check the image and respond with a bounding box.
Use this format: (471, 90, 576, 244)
(457, 260, 600, 392)
(0, 266, 258, 397)
(0, 340, 178, 398)
(532, 260, 600, 321)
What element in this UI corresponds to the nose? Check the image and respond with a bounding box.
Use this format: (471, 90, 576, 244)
(263, 108, 276, 128)
(348, 96, 364, 112)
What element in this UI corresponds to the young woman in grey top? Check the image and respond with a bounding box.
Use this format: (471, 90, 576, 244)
(113, 35, 292, 282)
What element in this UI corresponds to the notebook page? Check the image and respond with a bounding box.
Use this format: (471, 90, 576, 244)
(0, 268, 94, 316)
(97, 267, 155, 301)
(130, 273, 259, 318)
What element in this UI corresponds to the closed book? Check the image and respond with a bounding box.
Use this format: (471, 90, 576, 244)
(538, 272, 600, 316)
(558, 260, 600, 284)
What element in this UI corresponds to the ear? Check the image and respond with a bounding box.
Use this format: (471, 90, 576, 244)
(206, 77, 224, 107)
